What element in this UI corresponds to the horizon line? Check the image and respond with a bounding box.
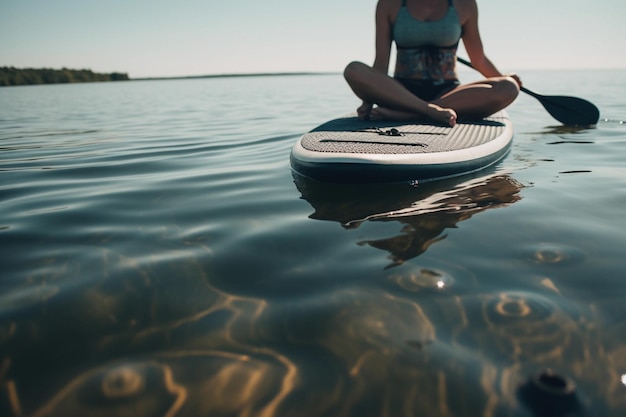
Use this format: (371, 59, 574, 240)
(131, 66, 625, 80)
(132, 71, 340, 81)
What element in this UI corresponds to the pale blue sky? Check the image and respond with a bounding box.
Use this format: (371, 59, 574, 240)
(1, 0, 624, 78)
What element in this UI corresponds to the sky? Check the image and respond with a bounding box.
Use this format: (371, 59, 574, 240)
(1, 0, 624, 78)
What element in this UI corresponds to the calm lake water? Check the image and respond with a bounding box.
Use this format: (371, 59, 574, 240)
(1, 70, 625, 417)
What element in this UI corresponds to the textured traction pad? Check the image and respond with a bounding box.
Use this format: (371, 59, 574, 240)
(301, 115, 507, 155)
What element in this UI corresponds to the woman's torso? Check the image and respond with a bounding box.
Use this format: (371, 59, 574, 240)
(392, 0, 462, 82)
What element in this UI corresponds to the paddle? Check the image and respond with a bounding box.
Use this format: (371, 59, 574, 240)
(457, 57, 600, 126)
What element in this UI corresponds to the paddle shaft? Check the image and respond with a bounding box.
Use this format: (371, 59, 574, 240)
(456, 56, 547, 112)
(456, 56, 528, 91)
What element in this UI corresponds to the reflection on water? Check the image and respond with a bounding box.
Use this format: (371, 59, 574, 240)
(537, 125, 597, 135)
(295, 171, 524, 267)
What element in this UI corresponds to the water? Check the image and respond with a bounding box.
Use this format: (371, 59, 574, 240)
(1, 71, 625, 416)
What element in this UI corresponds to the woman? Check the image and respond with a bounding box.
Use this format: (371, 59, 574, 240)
(344, 0, 521, 127)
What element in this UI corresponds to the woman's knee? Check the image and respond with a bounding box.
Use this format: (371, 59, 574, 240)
(343, 61, 369, 83)
(482, 76, 519, 109)
(498, 76, 520, 102)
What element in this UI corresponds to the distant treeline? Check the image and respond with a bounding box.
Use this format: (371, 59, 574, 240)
(0, 67, 129, 87)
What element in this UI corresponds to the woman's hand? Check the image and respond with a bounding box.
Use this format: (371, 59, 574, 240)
(506, 73, 523, 89)
(357, 101, 373, 120)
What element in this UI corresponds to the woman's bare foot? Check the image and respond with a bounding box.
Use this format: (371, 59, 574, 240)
(369, 105, 457, 127)
(425, 104, 457, 127)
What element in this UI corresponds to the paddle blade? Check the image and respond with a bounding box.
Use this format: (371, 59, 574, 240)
(531, 93, 600, 126)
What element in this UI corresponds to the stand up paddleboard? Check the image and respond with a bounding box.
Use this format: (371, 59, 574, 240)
(290, 110, 513, 183)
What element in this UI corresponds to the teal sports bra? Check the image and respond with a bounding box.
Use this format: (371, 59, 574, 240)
(393, 0, 462, 82)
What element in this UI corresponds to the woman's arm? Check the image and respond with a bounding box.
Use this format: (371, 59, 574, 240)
(458, 0, 521, 87)
(372, 0, 394, 74)
(459, 0, 501, 77)
(356, 0, 395, 118)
